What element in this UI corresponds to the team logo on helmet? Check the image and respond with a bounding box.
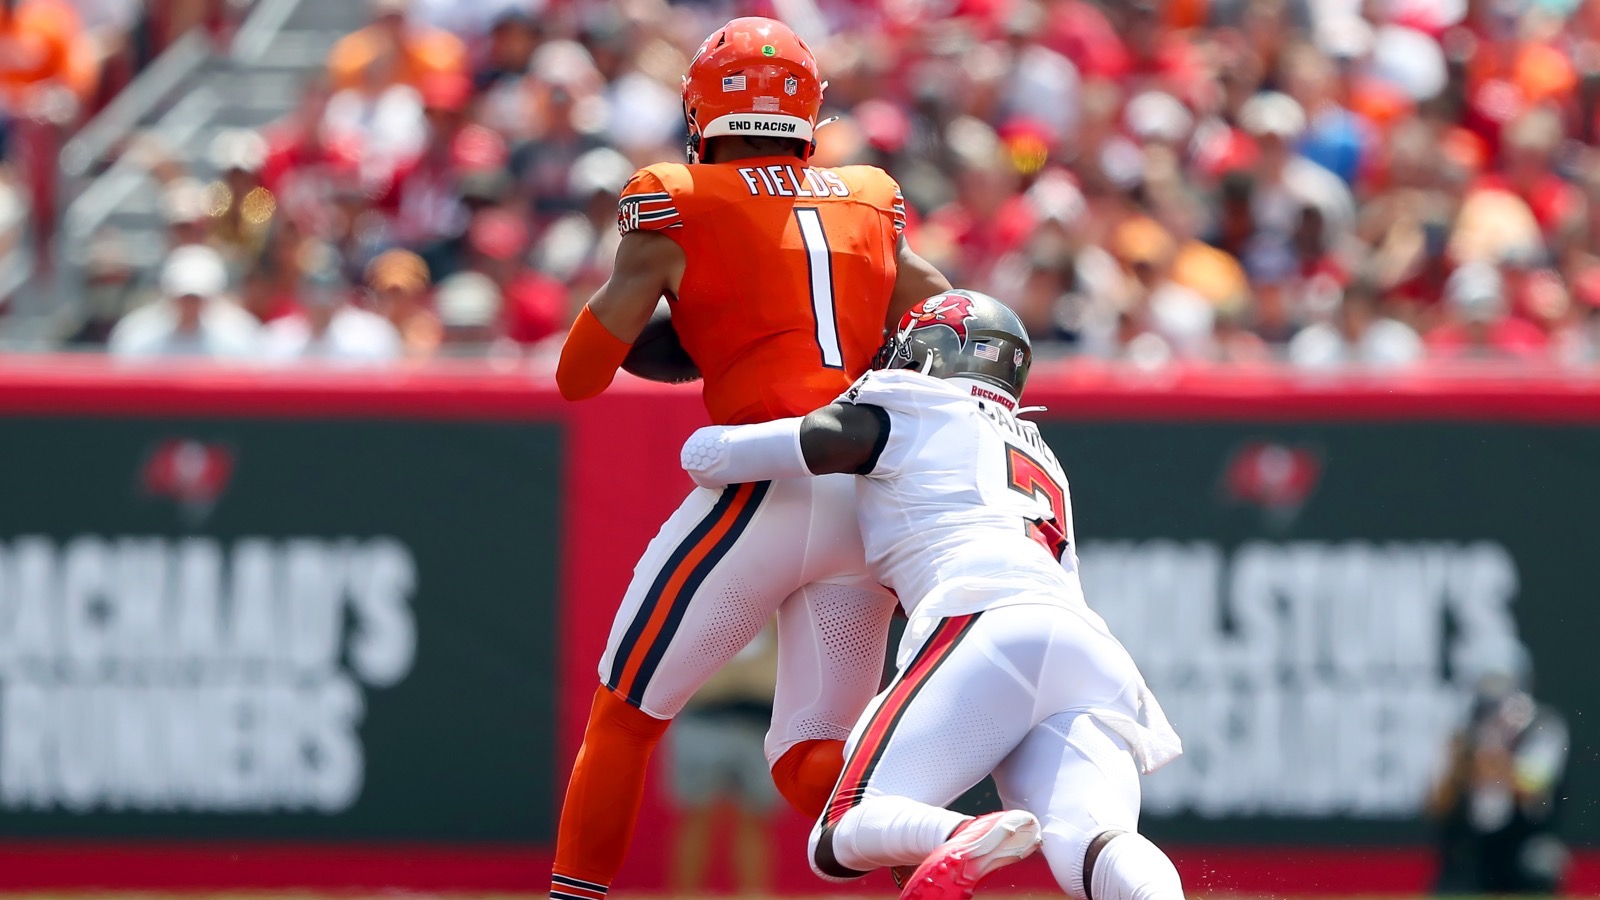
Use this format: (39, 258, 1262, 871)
(903, 293, 977, 347)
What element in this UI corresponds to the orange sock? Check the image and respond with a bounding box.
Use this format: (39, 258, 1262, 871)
(551, 686, 671, 895)
(770, 738, 846, 818)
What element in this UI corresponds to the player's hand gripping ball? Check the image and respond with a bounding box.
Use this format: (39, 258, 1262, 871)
(622, 299, 701, 384)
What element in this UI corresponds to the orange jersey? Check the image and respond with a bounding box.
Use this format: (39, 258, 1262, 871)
(618, 157, 906, 425)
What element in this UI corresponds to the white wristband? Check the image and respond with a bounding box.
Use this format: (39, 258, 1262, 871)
(681, 418, 810, 488)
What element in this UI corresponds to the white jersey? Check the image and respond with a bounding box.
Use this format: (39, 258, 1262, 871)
(840, 369, 1088, 620)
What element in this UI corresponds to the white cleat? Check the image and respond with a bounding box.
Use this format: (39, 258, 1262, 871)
(898, 809, 1043, 900)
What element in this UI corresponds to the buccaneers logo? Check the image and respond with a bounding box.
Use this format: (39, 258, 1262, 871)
(1221, 441, 1322, 530)
(904, 293, 976, 347)
(141, 439, 235, 524)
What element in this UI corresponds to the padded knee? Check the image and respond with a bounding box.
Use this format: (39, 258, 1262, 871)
(770, 738, 844, 818)
(1085, 832, 1184, 900)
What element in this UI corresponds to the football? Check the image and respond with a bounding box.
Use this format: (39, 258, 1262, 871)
(622, 299, 701, 384)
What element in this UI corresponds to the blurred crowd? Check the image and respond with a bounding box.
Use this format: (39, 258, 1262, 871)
(44, 0, 1600, 365)
(0, 0, 232, 297)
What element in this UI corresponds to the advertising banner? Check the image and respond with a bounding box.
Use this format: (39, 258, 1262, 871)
(0, 411, 565, 846)
(1048, 421, 1597, 848)
(0, 363, 1596, 894)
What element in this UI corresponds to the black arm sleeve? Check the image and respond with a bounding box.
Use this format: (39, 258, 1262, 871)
(798, 403, 890, 475)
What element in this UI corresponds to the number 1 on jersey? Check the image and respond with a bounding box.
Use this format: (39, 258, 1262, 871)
(1006, 447, 1070, 561)
(794, 208, 844, 369)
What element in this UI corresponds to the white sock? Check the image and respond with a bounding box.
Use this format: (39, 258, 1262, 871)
(831, 797, 970, 870)
(1088, 833, 1184, 900)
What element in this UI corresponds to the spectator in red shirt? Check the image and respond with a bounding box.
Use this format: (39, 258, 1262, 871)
(388, 77, 495, 261)
(464, 209, 567, 346)
(1473, 107, 1585, 246)
(239, 216, 310, 325)
(1427, 261, 1550, 360)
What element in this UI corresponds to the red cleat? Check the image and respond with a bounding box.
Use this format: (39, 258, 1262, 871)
(898, 809, 1042, 900)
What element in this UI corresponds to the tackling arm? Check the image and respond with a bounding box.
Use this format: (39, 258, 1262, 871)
(681, 403, 890, 488)
(555, 230, 685, 401)
(887, 236, 953, 327)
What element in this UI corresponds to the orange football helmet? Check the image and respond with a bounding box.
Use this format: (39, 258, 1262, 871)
(681, 17, 825, 163)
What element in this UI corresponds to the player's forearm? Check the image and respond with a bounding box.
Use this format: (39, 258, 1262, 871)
(681, 419, 812, 488)
(555, 306, 631, 401)
(888, 240, 953, 325)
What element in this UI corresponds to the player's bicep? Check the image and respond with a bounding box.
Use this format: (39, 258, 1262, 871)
(889, 235, 953, 327)
(587, 231, 684, 343)
(799, 403, 890, 475)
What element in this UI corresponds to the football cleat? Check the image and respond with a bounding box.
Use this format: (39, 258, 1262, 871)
(898, 809, 1042, 900)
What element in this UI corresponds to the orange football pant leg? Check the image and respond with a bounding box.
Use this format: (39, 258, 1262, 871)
(551, 685, 671, 895)
(771, 738, 846, 819)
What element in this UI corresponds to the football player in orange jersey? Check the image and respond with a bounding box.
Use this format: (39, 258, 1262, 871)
(550, 17, 951, 900)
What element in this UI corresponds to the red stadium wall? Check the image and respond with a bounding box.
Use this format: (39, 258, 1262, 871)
(0, 358, 1598, 894)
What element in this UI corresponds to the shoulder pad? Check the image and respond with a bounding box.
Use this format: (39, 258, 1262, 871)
(841, 369, 965, 413)
(832, 165, 905, 236)
(617, 164, 691, 235)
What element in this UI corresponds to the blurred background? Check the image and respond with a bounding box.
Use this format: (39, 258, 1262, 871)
(0, 0, 1594, 897)
(11, 0, 1600, 363)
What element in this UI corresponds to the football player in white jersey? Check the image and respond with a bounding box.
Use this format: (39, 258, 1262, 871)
(680, 291, 1186, 900)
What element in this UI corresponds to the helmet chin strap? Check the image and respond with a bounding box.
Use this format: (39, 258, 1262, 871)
(683, 99, 702, 163)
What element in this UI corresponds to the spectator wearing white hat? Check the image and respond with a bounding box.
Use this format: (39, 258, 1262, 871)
(108, 246, 260, 359)
(998, 2, 1080, 141)
(260, 246, 401, 364)
(160, 176, 212, 251)
(534, 146, 631, 288)
(434, 270, 504, 354)
(1125, 91, 1193, 149)
(1240, 91, 1356, 240)
(207, 128, 276, 260)
(321, 44, 428, 184)
(1425, 262, 1549, 360)
(1289, 282, 1424, 369)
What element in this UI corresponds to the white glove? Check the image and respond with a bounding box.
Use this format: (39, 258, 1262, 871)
(681, 425, 734, 489)
(679, 418, 811, 489)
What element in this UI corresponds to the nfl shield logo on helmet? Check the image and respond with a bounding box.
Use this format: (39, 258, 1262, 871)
(784, 75, 798, 96)
(1014, 349, 1025, 366)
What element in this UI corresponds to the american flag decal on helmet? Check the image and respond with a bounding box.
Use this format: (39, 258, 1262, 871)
(722, 75, 746, 91)
(974, 342, 1001, 361)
